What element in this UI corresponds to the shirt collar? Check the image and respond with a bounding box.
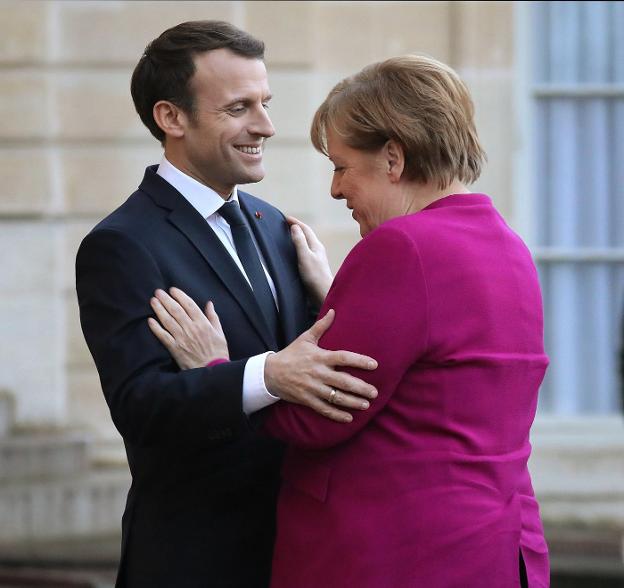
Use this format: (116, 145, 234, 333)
(156, 156, 238, 218)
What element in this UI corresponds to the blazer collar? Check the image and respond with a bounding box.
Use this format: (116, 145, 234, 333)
(155, 156, 243, 219)
(139, 166, 279, 350)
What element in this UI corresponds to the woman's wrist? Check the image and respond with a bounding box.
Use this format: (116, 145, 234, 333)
(206, 358, 230, 368)
(311, 274, 333, 307)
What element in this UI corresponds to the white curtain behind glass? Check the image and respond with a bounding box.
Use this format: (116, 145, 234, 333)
(532, 1, 624, 413)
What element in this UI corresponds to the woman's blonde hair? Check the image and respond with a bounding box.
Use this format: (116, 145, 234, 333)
(310, 55, 486, 190)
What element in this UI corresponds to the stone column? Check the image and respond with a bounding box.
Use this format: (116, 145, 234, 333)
(0, 2, 66, 427)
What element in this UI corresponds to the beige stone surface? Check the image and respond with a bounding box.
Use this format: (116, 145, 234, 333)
(0, 222, 66, 425)
(313, 1, 376, 71)
(0, 293, 66, 426)
(0, 1, 49, 63)
(61, 145, 161, 214)
(67, 368, 119, 442)
(244, 143, 325, 218)
(269, 70, 374, 140)
(270, 70, 355, 138)
(0, 1, 618, 566)
(0, 223, 66, 425)
(0, 72, 51, 139)
(266, 71, 320, 141)
(0, 468, 130, 542)
(65, 294, 92, 370)
(54, 0, 239, 64)
(451, 1, 514, 69)
(530, 417, 624, 527)
(0, 0, 518, 432)
(0, 222, 62, 294)
(245, 1, 314, 66)
(372, 1, 451, 64)
(0, 148, 51, 215)
(53, 70, 144, 140)
(463, 72, 514, 221)
(314, 1, 451, 71)
(316, 224, 361, 274)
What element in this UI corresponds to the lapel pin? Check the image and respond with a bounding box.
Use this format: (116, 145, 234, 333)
(255, 211, 263, 220)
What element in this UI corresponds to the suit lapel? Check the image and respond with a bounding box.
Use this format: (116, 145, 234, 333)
(239, 194, 300, 344)
(141, 168, 276, 349)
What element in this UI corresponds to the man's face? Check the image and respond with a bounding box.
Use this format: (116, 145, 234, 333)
(178, 48, 275, 196)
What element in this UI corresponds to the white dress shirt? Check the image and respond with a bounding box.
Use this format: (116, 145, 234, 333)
(157, 156, 279, 414)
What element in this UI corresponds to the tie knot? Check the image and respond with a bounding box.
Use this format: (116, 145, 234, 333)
(219, 201, 246, 227)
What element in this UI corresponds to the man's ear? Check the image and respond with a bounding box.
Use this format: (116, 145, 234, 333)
(384, 139, 406, 182)
(153, 100, 186, 140)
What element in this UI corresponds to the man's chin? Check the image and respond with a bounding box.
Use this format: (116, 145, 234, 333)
(237, 167, 265, 186)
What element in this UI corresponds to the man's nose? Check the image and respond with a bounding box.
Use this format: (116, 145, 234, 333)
(250, 106, 275, 138)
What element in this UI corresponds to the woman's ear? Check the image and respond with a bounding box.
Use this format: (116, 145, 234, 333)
(383, 139, 406, 182)
(153, 100, 186, 140)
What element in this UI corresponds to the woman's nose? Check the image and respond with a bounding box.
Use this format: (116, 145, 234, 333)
(330, 176, 343, 200)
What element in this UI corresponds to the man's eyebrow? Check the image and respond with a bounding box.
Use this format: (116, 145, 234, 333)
(223, 94, 273, 108)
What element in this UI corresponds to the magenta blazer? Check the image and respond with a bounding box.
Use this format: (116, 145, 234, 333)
(264, 194, 549, 588)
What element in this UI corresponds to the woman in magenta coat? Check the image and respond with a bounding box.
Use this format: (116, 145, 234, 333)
(149, 55, 549, 587)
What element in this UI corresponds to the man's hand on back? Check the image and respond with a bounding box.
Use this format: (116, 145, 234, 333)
(264, 310, 378, 423)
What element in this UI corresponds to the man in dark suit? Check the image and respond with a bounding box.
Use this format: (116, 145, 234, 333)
(76, 21, 377, 588)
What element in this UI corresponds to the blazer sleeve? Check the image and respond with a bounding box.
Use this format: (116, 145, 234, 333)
(76, 227, 250, 449)
(263, 223, 429, 450)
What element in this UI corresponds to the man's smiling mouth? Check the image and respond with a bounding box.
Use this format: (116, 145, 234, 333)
(235, 145, 262, 154)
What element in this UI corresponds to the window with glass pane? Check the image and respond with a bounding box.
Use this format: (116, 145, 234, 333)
(532, 1, 624, 414)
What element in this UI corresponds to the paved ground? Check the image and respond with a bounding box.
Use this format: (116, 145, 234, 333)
(0, 565, 622, 587)
(1, 529, 622, 588)
(0, 565, 116, 588)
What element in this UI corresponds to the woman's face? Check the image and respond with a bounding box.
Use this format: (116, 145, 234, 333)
(326, 127, 392, 237)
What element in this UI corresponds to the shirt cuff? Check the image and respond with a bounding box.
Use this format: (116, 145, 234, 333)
(242, 351, 279, 415)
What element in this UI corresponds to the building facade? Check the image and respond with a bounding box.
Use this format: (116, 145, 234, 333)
(0, 0, 622, 582)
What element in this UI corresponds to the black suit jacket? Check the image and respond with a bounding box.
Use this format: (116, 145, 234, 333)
(76, 166, 313, 588)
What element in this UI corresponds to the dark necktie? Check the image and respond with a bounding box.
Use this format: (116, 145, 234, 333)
(219, 201, 281, 345)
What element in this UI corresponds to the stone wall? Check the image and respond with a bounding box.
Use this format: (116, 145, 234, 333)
(11, 0, 624, 573)
(1, 1, 623, 577)
(0, 0, 516, 444)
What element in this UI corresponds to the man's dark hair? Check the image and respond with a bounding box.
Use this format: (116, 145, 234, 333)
(131, 21, 265, 143)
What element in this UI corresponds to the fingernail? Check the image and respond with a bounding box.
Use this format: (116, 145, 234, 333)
(156, 289, 164, 296)
(368, 360, 377, 369)
(361, 401, 369, 409)
(344, 414, 353, 423)
(370, 389, 378, 398)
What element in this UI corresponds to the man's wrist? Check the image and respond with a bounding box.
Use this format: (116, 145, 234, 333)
(263, 351, 281, 399)
(262, 352, 279, 400)
(242, 351, 279, 415)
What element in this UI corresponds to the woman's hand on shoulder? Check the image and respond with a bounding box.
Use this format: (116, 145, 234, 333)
(287, 216, 334, 307)
(148, 287, 229, 370)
